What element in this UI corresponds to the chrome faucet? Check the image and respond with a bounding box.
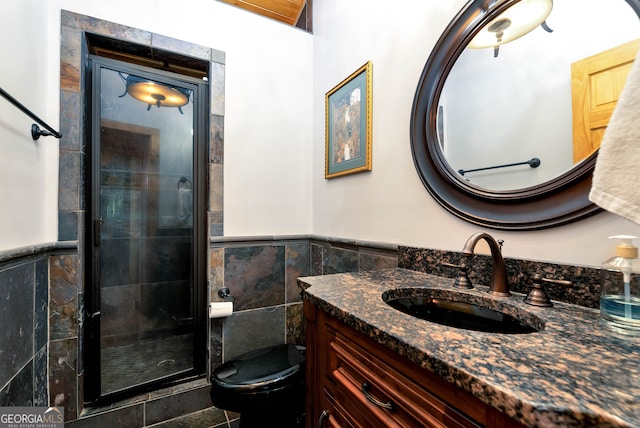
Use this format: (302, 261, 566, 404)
(461, 232, 510, 297)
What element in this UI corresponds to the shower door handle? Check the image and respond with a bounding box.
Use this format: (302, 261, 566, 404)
(93, 216, 103, 246)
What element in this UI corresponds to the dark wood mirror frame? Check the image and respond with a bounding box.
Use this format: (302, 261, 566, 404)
(410, 0, 640, 230)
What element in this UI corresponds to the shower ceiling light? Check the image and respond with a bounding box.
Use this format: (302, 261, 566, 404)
(122, 74, 190, 110)
(468, 0, 553, 53)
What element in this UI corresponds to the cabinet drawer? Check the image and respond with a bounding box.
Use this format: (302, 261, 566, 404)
(306, 303, 525, 428)
(326, 324, 481, 428)
(320, 387, 377, 428)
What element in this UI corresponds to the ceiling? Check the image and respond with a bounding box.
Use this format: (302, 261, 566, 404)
(220, 0, 309, 29)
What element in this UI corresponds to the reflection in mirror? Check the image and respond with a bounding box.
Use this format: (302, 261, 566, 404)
(437, 0, 639, 191)
(467, 0, 553, 58)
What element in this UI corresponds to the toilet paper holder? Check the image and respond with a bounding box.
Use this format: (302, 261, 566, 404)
(210, 288, 235, 319)
(218, 287, 235, 302)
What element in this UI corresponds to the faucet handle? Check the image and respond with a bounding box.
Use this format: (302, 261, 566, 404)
(524, 274, 572, 307)
(441, 261, 473, 289)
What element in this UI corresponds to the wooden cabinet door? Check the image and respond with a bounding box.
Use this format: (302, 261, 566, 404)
(305, 301, 524, 428)
(571, 39, 639, 162)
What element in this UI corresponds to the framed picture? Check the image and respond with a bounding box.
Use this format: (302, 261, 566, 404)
(325, 61, 372, 179)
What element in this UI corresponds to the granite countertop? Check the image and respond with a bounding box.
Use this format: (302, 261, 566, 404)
(298, 268, 640, 428)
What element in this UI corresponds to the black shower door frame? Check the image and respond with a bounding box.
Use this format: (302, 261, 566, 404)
(84, 56, 209, 405)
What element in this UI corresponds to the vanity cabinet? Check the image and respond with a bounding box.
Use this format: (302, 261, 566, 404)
(304, 301, 525, 428)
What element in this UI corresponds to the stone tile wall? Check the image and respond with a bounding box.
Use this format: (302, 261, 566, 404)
(48, 253, 81, 418)
(0, 236, 400, 425)
(0, 237, 609, 427)
(399, 246, 602, 308)
(209, 237, 398, 365)
(0, 251, 49, 407)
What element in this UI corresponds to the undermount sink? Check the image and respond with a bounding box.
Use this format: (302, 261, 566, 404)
(383, 290, 542, 334)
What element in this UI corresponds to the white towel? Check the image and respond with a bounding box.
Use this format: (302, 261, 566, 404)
(589, 48, 640, 224)
(177, 188, 192, 224)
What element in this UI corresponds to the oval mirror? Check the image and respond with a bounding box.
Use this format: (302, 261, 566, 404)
(410, 0, 640, 230)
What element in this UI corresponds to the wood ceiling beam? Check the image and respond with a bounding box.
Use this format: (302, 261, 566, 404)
(221, 0, 307, 26)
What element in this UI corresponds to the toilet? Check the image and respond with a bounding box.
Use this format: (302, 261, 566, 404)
(210, 344, 306, 427)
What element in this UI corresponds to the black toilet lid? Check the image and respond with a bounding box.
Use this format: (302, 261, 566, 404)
(213, 344, 305, 389)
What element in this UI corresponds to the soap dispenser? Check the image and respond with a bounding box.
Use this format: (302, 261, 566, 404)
(600, 235, 640, 336)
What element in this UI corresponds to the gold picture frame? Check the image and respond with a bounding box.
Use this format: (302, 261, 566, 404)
(325, 61, 372, 179)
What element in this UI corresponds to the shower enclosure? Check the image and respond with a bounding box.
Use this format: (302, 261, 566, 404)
(85, 56, 208, 402)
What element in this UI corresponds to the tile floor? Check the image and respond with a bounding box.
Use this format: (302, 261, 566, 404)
(148, 407, 239, 428)
(102, 333, 194, 394)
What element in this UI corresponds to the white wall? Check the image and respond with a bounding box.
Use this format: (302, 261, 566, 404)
(312, 0, 640, 267)
(3, 0, 640, 268)
(0, 1, 55, 250)
(0, 0, 314, 251)
(47, 0, 315, 238)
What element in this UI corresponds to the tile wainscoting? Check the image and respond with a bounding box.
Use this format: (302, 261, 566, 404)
(0, 244, 51, 408)
(0, 235, 604, 427)
(0, 236, 397, 427)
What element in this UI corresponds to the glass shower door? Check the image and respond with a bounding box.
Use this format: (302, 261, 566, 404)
(92, 61, 201, 396)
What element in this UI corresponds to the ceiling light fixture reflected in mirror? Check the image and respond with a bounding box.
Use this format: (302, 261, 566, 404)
(468, 0, 553, 57)
(119, 73, 191, 113)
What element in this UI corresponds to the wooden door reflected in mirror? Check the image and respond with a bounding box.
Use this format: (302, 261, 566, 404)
(571, 39, 639, 163)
